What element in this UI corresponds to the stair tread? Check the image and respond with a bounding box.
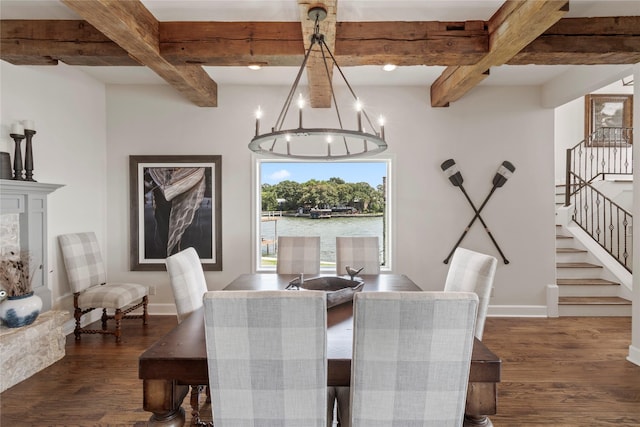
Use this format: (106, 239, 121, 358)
(557, 278, 619, 286)
(559, 296, 631, 305)
(556, 248, 587, 253)
(556, 235, 573, 239)
(556, 262, 602, 268)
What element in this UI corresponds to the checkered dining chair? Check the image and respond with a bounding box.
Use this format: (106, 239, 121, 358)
(444, 247, 497, 340)
(58, 232, 149, 343)
(330, 236, 381, 427)
(276, 236, 321, 275)
(203, 290, 328, 427)
(335, 236, 380, 276)
(165, 246, 210, 423)
(350, 291, 478, 427)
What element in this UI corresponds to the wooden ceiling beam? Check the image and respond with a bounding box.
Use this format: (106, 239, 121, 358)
(0, 19, 138, 66)
(510, 16, 640, 65)
(430, 0, 569, 107)
(3, 17, 639, 67)
(297, 0, 337, 108)
(60, 0, 217, 107)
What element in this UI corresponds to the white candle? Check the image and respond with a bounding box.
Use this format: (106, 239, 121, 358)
(22, 120, 35, 131)
(10, 122, 24, 135)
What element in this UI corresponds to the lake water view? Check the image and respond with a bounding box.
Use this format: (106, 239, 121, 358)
(260, 215, 384, 267)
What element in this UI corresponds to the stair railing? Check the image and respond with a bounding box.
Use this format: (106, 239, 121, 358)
(564, 127, 633, 272)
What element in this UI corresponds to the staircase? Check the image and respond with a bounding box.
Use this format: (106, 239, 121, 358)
(554, 127, 633, 317)
(555, 224, 631, 316)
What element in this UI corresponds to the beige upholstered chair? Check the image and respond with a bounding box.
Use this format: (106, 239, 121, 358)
(203, 290, 328, 426)
(165, 246, 210, 423)
(335, 236, 380, 276)
(276, 236, 321, 275)
(330, 236, 380, 427)
(165, 247, 208, 323)
(58, 232, 148, 343)
(350, 291, 478, 426)
(444, 247, 497, 340)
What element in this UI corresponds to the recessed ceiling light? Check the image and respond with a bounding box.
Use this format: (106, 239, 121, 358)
(382, 64, 397, 72)
(248, 65, 262, 70)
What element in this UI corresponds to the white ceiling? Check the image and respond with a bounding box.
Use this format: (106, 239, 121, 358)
(1, 0, 639, 87)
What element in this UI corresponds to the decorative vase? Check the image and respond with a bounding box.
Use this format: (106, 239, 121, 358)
(0, 292, 42, 328)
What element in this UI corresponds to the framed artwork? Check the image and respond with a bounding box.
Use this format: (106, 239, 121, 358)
(129, 155, 222, 271)
(584, 94, 633, 146)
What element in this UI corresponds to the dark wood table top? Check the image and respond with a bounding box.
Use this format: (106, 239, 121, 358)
(139, 274, 501, 386)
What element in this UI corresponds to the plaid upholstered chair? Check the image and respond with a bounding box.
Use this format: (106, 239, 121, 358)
(165, 247, 210, 423)
(330, 236, 381, 427)
(203, 290, 328, 426)
(335, 236, 380, 276)
(444, 247, 497, 340)
(350, 292, 478, 427)
(58, 232, 148, 343)
(276, 236, 321, 275)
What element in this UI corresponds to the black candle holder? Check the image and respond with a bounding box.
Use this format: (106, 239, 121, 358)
(24, 129, 36, 181)
(9, 133, 25, 180)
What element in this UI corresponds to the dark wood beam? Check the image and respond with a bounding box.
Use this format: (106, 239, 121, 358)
(160, 21, 304, 66)
(297, 0, 337, 108)
(510, 16, 640, 65)
(3, 17, 638, 68)
(60, 0, 217, 107)
(0, 20, 138, 65)
(430, 0, 569, 107)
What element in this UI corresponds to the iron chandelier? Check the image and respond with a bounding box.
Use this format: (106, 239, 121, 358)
(249, 5, 388, 160)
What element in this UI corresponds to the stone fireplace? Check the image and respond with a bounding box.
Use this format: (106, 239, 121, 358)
(1, 180, 63, 310)
(1, 180, 66, 392)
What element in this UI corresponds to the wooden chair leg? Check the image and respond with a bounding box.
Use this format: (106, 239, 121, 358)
(114, 308, 123, 343)
(73, 306, 83, 340)
(142, 295, 149, 325)
(101, 308, 109, 330)
(190, 385, 201, 425)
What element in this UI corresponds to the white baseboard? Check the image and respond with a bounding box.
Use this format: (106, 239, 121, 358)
(61, 304, 177, 336)
(487, 305, 549, 317)
(60, 304, 549, 337)
(628, 345, 640, 366)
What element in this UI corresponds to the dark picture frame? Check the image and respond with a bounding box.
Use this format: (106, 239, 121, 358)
(129, 155, 222, 271)
(584, 94, 633, 146)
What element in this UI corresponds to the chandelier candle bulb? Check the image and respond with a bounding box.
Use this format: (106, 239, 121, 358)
(378, 116, 385, 140)
(255, 106, 262, 136)
(297, 94, 304, 129)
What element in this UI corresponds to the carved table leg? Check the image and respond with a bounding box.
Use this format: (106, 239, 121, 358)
(464, 382, 497, 427)
(144, 379, 190, 427)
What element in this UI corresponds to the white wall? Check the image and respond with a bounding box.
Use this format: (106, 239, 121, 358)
(105, 83, 555, 313)
(0, 61, 107, 313)
(1, 62, 558, 316)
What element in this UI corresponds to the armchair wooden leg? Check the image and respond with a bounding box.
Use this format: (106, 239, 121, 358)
(73, 306, 83, 340)
(114, 308, 123, 343)
(101, 308, 109, 330)
(143, 295, 149, 325)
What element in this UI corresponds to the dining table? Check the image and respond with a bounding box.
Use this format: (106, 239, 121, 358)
(139, 273, 501, 427)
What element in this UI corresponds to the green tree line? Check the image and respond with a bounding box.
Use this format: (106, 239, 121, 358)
(262, 177, 385, 213)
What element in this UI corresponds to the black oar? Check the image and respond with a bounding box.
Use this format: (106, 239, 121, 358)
(441, 160, 515, 264)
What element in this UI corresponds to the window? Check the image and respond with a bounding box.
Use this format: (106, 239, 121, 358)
(254, 159, 391, 272)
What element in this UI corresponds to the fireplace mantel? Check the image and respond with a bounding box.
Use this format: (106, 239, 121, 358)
(0, 179, 64, 312)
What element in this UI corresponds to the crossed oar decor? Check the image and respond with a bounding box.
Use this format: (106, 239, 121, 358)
(441, 159, 516, 265)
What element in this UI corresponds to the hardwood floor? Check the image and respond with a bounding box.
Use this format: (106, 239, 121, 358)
(1, 316, 639, 426)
